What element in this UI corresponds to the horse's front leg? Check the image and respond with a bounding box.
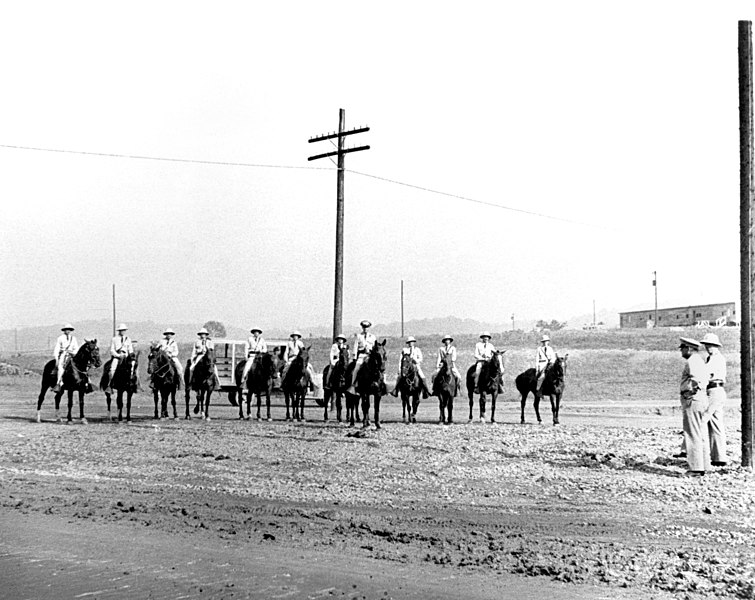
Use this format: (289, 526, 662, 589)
(448, 393, 454, 424)
(412, 393, 420, 424)
(533, 392, 543, 424)
(374, 394, 382, 429)
(204, 391, 211, 421)
(479, 392, 486, 423)
(520, 392, 527, 424)
(335, 391, 342, 422)
(551, 393, 560, 426)
(126, 391, 133, 422)
(184, 389, 191, 420)
(361, 394, 370, 428)
(78, 389, 87, 424)
(66, 389, 74, 423)
(116, 390, 123, 421)
(300, 392, 305, 422)
(284, 392, 291, 421)
(171, 389, 178, 419)
(153, 389, 159, 419)
(468, 392, 474, 423)
(490, 392, 497, 424)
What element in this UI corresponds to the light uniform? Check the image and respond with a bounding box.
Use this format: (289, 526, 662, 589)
(433, 345, 461, 380)
(680, 351, 711, 473)
(473, 339, 496, 385)
(190, 337, 220, 382)
(535, 344, 557, 391)
(281, 338, 317, 385)
(160, 337, 185, 383)
(326, 340, 349, 387)
(109, 333, 134, 382)
(705, 351, 728, 464)
(397, 345, 427, 381)
(241, 335, 267, 383)
(54, 333, 79, 386)
(350, 331, 377, 385)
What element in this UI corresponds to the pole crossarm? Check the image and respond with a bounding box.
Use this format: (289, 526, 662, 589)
(307, 145, 370, 162)
(308, 126, 370, 143)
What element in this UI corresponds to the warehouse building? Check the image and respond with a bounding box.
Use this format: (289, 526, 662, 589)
(619, 302, 737, 328)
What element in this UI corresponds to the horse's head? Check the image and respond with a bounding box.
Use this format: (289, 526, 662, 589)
(338, 344, 349, 365)
(300, 345, 311, 365)
(400, 351, 416, 378)
(369, 339, 387, 373)
(81, 339, 101, 368)
(552, 353, 568, 378)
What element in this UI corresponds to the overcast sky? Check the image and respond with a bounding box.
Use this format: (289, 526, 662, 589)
(1, 1, 753, 333)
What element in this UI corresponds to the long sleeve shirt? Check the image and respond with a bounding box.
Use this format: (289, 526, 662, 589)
(401, 346, 423, 364)
(330, 343, 348, 366)
(191, 338, 215, 361)
(437, 345, 457, 368)
(535, 345, 557, 370)
(110, 335, 134, 359)
(283, 339, 304, 363)
(160, 338, 179, 359)
(705, 352, 727, 384)
(244, 336, 267, 358)
(474, 341, 495, 361)
(355, 332, 376, 356)
(54, 334, 79, 360)
(681, 353, 708, 399)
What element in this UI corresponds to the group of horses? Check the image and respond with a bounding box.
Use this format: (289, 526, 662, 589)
(35, 339, 568, 428)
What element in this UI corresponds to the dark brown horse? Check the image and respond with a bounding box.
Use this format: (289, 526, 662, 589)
(322, 345, 349, 422)
(188, 349, 216, 420)
(100, 351, 139, 422)
(397, 352, 421, 424)
(516, 354, 568, 425)
(355, 340, 387, 429)
(433, 355, 458, 425)
(465, 351, 505, 423)
(235, 352, 277, 421)
(37, 339, 101, 424)
(148, 344, 180, 420)
(282, 347, 311, 422)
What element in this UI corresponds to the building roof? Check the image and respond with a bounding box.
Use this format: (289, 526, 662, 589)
(619, 302, 735, 317)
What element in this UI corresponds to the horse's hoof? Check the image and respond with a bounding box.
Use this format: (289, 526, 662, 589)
(479, 417, 485, 423)
(185, 415, 191, 420)
(375, 423, 381, 430)
(35, 413, 41, 424)
(126, 419, 132, 424)
(205, 416, 211, 422)
(81, 418, 88, 425)
(56, 417, 62, 424)
(267, 417, 273, 422)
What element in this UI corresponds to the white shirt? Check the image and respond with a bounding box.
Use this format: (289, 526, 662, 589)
(283, 339, 304, 363)
(54, 333, 79, 360)
(474, 340, 495, 361)
(330, 342, 348, 366)
(437, 345, 457, 368)
(536, 344, 557, 370)
(245, 335, 267, 358)
(110, 334, 134, 359)
(160, 337, 179, 359)
(401, 346, 423, 364)
(191, 337, 215, 360)
(705, 351, 726, 383)
(355, 332, 376, 355)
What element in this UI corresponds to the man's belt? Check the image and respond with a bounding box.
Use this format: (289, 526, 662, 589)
(707, 380, 725, 389)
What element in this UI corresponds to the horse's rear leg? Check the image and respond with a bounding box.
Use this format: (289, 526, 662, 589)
(478, 393, 486, 423)
(448, 394, 454, 424)
(126, 392, 133, 422)
(534, 393, 543, 424)
(374, 396, 381, 429)
(300, 394, 305, 422)
(336, 392, 342, 422)
(361, 395, 370, 428)
(78, 390, 86, 424)
(116, 391, 124, 421)
(265, 392, 272, 421)
(412, 394, 420, 424)
(490, 394, 497, 424)
(468, 393, 474, 423)
(551, 393, 560, 426)
(184, 390, 191, 420)
(171, 390, 178, 419)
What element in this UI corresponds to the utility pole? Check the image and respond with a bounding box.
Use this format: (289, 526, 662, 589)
(112, 284, 116, 337)
(401, 280, 405, 338)
(739, 20, 754, 468)
(653, 271, 658, 327)
(308, 109, 370, 339)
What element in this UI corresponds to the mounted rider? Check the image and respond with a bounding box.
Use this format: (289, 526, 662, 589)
(240, 327, 267, 386)
(189, 327, 220, 386)
(432, 334, 461, 395)
(159, 327, 184, 388)
(348, 320, 376, 393)
(535, 334, 557, 392)
(326, 333, 349, 387)
(53, 323, 79, 392)
(281, 330, 318, 392)
(391, 336, 430, 399)
(106, 324, 134, 393)
(473, 332, 496, 392)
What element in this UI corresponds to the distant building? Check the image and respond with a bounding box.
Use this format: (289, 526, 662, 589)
(619, 302, 737, 329)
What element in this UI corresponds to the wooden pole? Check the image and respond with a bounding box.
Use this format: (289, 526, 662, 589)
(739, 20, 754, 468)
(653, 271, 658, 327)
(333, 109, 346, 340)
(401, 280, 404, 338)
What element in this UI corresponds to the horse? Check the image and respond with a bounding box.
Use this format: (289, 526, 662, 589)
(282, 346, 311, 422)
(234, 352, 277, 421)
(433, 355, 458, 425)
(100, 351, 139, 422)
(516, 354, 568, 426)
(188, 349, 216, 420)
(147, 344, 180, 420)
(465, 351, 505, 423)
(397, 352, 421, 424)
(355, 340, 387, 429)
(322, 345, 349, 422)
(36, 339, 101, 424)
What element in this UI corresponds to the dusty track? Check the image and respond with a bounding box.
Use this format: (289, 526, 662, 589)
(1, 384, 754, 599)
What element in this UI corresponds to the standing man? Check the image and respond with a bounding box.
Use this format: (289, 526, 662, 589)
(53, 323, 79, 392)
(391, 336, 430, 399)
(432, 335, 461, 395)
(160, 327, 184, 388)
(700, 333, 728, 467)
(535, 334, 557, 392)
(281, 330, 318, 391)
(107, 324, 134, 393)
(326, 334, 349, 387)
(473, 332, 496, 392)
(679, 337, 710, 476)
(349, 320, 376, 393)
(241, 327, 267, 386)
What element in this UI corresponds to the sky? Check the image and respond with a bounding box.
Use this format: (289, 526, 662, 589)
(1, 1, 753, 334)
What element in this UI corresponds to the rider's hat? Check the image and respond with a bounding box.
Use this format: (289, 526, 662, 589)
(406, 336, 417, 344)
(541, 334, 551, 342)
(250, 327, 262, 334)
(163, 327, 175, 335)
(335, 333, 347, 342)
(116, 323, 128, 331)
(61, 323, 75, 331)
(197, 327, 210, 335)
(480, 331, 491, 339)
(290, 330, 302, 338)
(699, 333, 722, 347)
(442, 335, 453, 343)
(360, 320, 372, 328)
(679, 337, 700, 349)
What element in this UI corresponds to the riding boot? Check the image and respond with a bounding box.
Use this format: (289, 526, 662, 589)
(421, 382, 430, 400)
(390, 381, 400, 397)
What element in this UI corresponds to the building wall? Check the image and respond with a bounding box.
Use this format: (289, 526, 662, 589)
(619, 303, 736, 328)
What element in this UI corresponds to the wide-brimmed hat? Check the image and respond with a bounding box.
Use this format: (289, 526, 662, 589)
(61, 323, 75, 331)
(163, 328, 175, 335)
(335, 333, 347, 342)
(442, 335, 453, 343)
(290, 330, 302, 338)
(700, 333, 722, 347)
(541, 334, 551, 342)
(116, 323, 128, 331)
(679, 337, 700, 349)
(360, 320, 372, 328)
(250, 327, 262, 334)
(406, 336, 417, 344)
(480, 331, 491, 339)
(197, 327, 210, 335)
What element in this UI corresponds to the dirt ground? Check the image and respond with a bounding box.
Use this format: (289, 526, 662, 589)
(1, 377, 754, 599)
